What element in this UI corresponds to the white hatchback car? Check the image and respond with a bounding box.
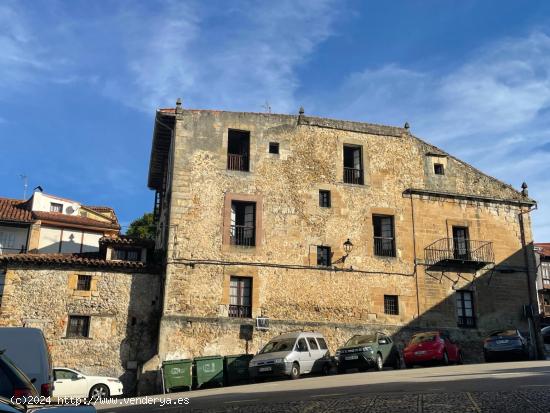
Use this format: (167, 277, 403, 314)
(52, 368, 123, 400)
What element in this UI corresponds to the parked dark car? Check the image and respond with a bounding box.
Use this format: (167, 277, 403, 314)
(0, 351, 38, 399)
(336, 332, 401, 373)
(483, 329, 529, 362)
(403, 331, 462, 368)
(541, 326, 550, 345)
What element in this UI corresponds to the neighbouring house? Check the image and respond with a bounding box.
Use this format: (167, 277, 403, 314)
(0, 191, 119, 255)
(146, 102, 541, 370)
(0, 235, 161, 393)
(535, 243, 550, 323)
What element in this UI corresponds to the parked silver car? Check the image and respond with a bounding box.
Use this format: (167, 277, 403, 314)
(248, 331, 331, 380)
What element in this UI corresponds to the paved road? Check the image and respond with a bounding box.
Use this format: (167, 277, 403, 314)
(96, 361, 550, 412)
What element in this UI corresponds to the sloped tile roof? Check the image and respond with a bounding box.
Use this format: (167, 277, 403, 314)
(0, 196, 120, 230)
(0, 198, 33, 223)
(0, 252, 151, 271)
(99, 235, 155, 247)
(536, 243, 550, 257)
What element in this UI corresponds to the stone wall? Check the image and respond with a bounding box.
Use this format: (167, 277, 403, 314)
(0, 265, 161, 392)
(153, 109, 536, 379)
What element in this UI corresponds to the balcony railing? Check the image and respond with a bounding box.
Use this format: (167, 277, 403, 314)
(0, 246, 27, 255)
(457, 315, 476, 328)
(374, 236, 396, 257)
(228, 304, 252, 318)
(229, 225, 255, 247)
(227, 153, 249, 172)
(424, 238, 494, 267)
(344, 167, 364, 185)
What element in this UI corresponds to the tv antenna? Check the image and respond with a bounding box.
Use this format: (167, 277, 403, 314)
(261, 101, 272, 114)
(19, 174, 28, 200)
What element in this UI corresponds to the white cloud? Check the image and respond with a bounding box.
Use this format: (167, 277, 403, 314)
(328, 31, 550, 240)
(101, 0, 337, 113)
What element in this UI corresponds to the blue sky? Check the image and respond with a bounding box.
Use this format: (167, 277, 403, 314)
(1, 0, 549, 239)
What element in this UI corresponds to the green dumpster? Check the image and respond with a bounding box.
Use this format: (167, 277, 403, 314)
(224, 354, 253, 385)
(194, 355, 224, 388)
(162, 359, 192, 392)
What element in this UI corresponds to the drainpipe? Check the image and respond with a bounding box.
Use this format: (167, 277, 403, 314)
(518, 183, 544, 359)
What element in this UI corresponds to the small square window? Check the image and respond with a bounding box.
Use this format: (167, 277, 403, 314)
(384, 295, 399, 315)
(76, 275, 91, 291)
(317, 246, 331, 267)
(67, 315, 90, 338)
(319, 190, 331, 208)
(269, 142, 279, 154)
(434, 163, 445, 175)
(50, 203, 63, 213)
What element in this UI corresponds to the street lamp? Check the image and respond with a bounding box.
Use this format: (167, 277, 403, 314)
(343, 239, 354, 255)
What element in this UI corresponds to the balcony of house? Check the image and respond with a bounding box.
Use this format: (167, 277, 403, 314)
(228, 304, 252, 318)
(424, 238, 494, 269)
(229, 225, 255, 247)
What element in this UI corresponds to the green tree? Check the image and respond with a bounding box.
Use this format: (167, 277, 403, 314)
(126, 213, 156, 239)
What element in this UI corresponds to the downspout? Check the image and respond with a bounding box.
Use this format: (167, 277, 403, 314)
(518, 198, 544, 359)
(410, 194, 421, 320)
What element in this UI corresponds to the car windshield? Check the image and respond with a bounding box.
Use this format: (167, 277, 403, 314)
(259, 338, 296, 354)
(409, 333, 438, 344)
(490, 330, 517, 337)
(345, 335, 376, 346)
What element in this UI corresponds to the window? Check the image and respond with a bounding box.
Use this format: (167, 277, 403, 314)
(452, 226, 470, 260)
(317, 246, 331, 267)
(296, 338, 308, 352)
(114, 248, 141, 261)
(343, 145, 363, 185)
(542, 262, 550, 287)
(307, 337, 319, 350)
(54, 369, 78, 380)
(269, 142, 279, 154)
(227, 129, 250, 171)
(0, 232, 16, 253)
(384, 295, 399, 315)
(319, 190, 331, 208)
(76, 275, 91, 291)
(67, 315, 90, 338)
(0, 272, 5, 303)
(434, 163, 445, 175)
(317, 337, 328, 350)
(50, 202, 63, 213)
(456, 290, 475, 327)
(230, 201, 256, 247)
(373, 215, 396, 257)
(229, 276, 252, 318)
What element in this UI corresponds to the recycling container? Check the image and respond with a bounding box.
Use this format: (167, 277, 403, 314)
(162, 359, 192, 392)
(224, 354, 253, 385)
(194, 355, 224, 388)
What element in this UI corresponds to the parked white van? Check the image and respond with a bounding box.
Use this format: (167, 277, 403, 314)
(248, 331, 331, 380)
(0, 328, 53, 396)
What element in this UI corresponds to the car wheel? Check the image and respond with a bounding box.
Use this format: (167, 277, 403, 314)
(89, 384, 110, 401)
(322, 363, 331, 376)
(393, 353, 402, 370)
(457, 351, 464, 365)
(405, 363, 413, 369)
(442, 351, 449, 366)
(290, 362, 300, 380)
(375, 353, 384, 371)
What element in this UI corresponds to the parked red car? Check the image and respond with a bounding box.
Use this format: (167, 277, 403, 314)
(403, 331, 463, 368)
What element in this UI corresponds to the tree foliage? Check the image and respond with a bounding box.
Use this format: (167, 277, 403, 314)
(126, 213, 156, 239)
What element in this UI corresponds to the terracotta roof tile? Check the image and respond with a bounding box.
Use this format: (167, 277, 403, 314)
(0, 252, 152, 271)
(0, 198, 33, 223)
(100, 235, 154, 247)
(33, 211, 120, 230)
(536, 243, 550, 257)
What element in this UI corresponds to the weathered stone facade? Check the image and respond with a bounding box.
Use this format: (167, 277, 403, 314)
(0, 256, 161, 392)
(148, 107, 539, 369)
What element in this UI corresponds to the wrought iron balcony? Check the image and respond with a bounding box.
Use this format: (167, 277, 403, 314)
(424, 238, 494, 268)
(374, 236, 396, 257)
(229, 225, 255, 247)
(227, 153, 249, 172)
(228, 304, 252, 318)
(344, 167, 364, 185)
